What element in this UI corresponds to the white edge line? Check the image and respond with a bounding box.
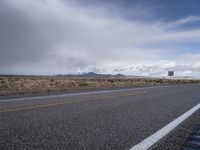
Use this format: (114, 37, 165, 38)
(0, 85, 179, 102)
(130, 103, 200, 150)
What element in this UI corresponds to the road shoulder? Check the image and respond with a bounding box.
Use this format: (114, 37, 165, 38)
(151, 109, 200, 150)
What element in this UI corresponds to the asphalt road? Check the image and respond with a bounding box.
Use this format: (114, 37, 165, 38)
(1, 84, 200, 150)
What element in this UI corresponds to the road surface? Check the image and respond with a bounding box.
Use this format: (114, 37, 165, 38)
(1, 84, 200, 150)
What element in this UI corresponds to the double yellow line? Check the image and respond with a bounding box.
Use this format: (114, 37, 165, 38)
(0, 92, 146, 113)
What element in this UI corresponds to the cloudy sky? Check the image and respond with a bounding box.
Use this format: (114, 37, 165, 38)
(1, 0, 200, 76)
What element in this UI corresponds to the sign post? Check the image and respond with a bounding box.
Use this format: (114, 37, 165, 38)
(168, 71, 174, 79)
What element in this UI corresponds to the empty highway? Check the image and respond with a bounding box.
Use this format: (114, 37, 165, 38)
(1, 84, 200, 150)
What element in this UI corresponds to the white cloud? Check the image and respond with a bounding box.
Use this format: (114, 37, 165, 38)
(111, 53, 200, 77)
(166, 16, 200, 28)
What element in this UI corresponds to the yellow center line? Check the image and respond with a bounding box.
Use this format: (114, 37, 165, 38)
(0, 92, 146, 113)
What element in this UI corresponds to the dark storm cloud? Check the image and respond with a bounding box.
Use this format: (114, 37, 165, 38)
(0, 1, 48, 65)
(0, 0, 93, 73)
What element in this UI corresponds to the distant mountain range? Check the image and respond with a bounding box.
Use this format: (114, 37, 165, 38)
(57, 72, 125, 78)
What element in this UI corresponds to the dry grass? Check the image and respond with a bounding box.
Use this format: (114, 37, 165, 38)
(0, 76, 199, 96)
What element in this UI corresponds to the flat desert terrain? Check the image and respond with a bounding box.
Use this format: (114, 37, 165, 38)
(0, 76, 199, 96)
